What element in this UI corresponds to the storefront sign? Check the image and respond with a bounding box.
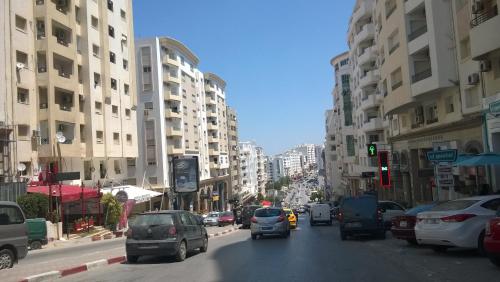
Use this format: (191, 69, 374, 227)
(426, 149, 458, 162)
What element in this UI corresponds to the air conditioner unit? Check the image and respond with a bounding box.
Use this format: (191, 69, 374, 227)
(472, 1, 484, 13)
(480, 60, 492, 72)
(468, 73, 480, 85)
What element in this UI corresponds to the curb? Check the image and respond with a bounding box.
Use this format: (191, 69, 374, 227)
(19, 256, 126, 282)
(207, 226, 239, 238)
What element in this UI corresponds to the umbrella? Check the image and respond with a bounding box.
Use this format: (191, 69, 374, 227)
(456, 153, 500, 166)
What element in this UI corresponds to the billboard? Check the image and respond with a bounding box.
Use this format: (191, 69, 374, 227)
(172, 156, 200, 193)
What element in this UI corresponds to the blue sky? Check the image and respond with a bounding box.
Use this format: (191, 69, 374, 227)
(133, 0, 354, 155)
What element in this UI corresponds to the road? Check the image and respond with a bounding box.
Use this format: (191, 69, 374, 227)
(59, 215, 498, 282)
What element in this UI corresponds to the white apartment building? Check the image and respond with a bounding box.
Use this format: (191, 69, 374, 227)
(239, 141, 258, 198)
(256, 146, 267, 196)
(269, 155, 285, 183)
(283, 150, 304, 177)
(295, 144, 316, 169)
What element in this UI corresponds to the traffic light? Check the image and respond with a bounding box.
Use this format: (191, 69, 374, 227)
(378, 151, 391, 188)
(367, 144, 377, 157)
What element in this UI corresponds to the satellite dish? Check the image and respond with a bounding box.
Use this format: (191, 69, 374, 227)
(17, 163, 26, 172)
(56, 131, 64, 138)
(56, 132, 66, 144)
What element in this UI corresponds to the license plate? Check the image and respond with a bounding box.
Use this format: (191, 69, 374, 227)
(261, 227, 272, 231)
(399, 221, 407, 227)
(425, 219, 439, 224)
(346, 222, 362, 228)
(139, 244, 158, 249)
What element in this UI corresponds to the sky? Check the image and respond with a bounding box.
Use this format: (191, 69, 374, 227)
(132, 0, 355, 155)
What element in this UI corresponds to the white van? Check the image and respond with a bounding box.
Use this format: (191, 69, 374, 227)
(310, 204, 332, 226)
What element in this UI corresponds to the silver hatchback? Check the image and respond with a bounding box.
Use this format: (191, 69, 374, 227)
(250, 208, 290, 239)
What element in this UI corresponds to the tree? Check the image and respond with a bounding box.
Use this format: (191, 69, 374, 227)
(101, 194, 122, 230)
(17, 193, 49, 219)
(310, 191, 324, 202)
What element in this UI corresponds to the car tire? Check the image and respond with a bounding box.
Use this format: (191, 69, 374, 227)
(126, 255, 138, 264)
(488, 255, 500, 267)
(478, 230, 486, 255)
(199, 236, 208, 253)
(175, 241, 187, 262)
(30, 240, 42, 250)
(251, 234, 257, 240)
(0, 249, 15, 269)
(432, 246, 448, 253)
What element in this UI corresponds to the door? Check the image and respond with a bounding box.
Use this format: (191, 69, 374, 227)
(179, 212, 195, 250)
(188, 213, 203, 248)
(0, 205, 28, 259)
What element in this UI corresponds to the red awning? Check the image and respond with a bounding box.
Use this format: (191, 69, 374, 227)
(27, 185, 100, 203)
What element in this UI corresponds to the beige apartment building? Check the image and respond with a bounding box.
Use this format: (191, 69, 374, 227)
(0, 0, 137, 186)
(226, 106, 241, 203)
(256, 146, 267, 196)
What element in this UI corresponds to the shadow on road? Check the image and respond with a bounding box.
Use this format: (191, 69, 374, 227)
(124, 250, 203, 265)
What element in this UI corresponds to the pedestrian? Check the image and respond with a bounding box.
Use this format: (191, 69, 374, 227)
(232, 208, 237, 226)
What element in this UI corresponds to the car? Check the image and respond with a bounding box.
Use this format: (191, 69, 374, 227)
(484, 208, 500, 267)
(378, 201, 406, 230)
(391, 203, 437, 245)
(0, 201, 28, 270)
(283, 208, 297, 229)
(218, 211, 235, 226)
(241, 205, 261, 229)
(250, 207, 290, 239)
(338, 195, 385, 240)
(203, 212, 220, 226)
(309, 204, 332, 226)
(415, 195, 500, 253)
(126, 210, 208, 263)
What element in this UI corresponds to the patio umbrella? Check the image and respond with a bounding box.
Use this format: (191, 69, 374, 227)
(456, 153, 500, 166)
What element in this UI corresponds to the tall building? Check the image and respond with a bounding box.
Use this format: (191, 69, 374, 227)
(256, 146, 267, 196)
(282, 150, 304, 176)
(239, 141, 258, 200)
(0, 0, 38, 182)
(226, 107, 240, 203)
(295, 144, 316, 169)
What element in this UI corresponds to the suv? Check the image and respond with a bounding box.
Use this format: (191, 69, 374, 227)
(338, 195, 385, 240)
(126, 210, 208, 263)
(0, 201, 28, 269)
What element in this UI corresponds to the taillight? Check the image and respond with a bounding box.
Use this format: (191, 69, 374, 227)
(168, 226, 177, 236)
(277, 215, 285, 222)
(338, 212, 343, 222)
(441, 214, 476, 223)
(126, 229, 133, 238)
(250, 216, 257, 223)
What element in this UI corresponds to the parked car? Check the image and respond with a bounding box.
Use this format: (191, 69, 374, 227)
(251, 207, 290, 239)
(415, 195, 500, 253)
(242, 205, 261, 229)
(338, 195, 385, 240)
(0, 201, 28, 269)
(378, 201, 406, 230)
(284, 208, 297, 229)
(484, 208, 500, 267)
(26, 218, 48, 250)
(203, 212, 220, 227)
(391, 203, 437, 244)
(218, 212, 235, 226)
(126, 210, 208, 263)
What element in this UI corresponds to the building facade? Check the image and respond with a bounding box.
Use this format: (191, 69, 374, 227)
(256, 146, 267, 196)
(239, 141, 258, 201)
(226, 106, 240, 203)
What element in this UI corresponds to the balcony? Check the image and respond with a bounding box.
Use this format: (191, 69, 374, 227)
(209, 148, 219, 156)
(351, 0, 373, 27)
(163, 72, 180, 85)
(205, 83, 217, 93)
(357, 46, 377, 66)
(167, 144, 183, 155)
(206, 95, 216, 105)
(55, 90, 74, 112)
(362, 117, 384, 132)
(166, 126, 182, 137)
(207, 122, 218, 131)
(162, 54, 180, 67)
(471, 5, 498, 27)
(207, 111, 217, 118)
(352, 23, 374, 49)
(411, 68, 432, 84)
(470, 5, 500, 59)
(360, 93, 383, 111)
(165, 108, 181, 119)
(408, 25, 427, 42)
(359, 69, 379, 89)
(164, 90, 181, 102)
(208, 135, 219, 143)
(53, 54, 73, 79)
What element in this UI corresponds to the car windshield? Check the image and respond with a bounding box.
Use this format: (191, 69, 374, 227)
(131, 214, 174, 226)
(430, 200, 479, 211)
(207, 213, 219, 218)
(254, 209, 282, 217)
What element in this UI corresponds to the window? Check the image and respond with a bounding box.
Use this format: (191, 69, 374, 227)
(111, 78, 117, 90)
(346, 135, 355, 156)
(114, 160, 121, 174)
(107, 0, 114, 11)
(17, 88, 29, 104)
(84, 161, 92, 180)
(123, 59, 128, 70)
(149, 177, 157, 184)
(95, 101, 102, 114)
(92, 44, 100, 58)
(124, 84, 130, 95)
(108, 25, 115, 38)
(91, 16, 98, 29)
(120, 9, 126, 20)
(145, 120, 156, 165)
(113, 132, 120, 145)
(481, 199, 500, 211)
(96, 131, 103, 144)
(94, 73, 101, 87)
(127, 158, 135, 167)
(76, 36, 82, 54)
(445, 96, 454, 113)
(75, 6, 81, 23)
(494, 58, 500, 79)
(141, 47, 152, 91)
(425, 104, 438, 124)
(385, 0, 397, 19)
(110, 52, 116, 63)
(460, 37, 471, 60)
(125, 108, 131, 119)
(0, 205, 25, 224)
(16, 51, 28, 67)
(15, 15, 27, 32)
(126, 134, 132, 145)
(112, 105, 118, 117)
(388, 30, 399, 55)
(391, 68, 403, 90)
(18, 125, 29, 137)
(80, 125, 85, 142)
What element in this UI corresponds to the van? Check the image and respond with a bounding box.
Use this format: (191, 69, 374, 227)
(310, 204, 332, 226)
(0, 201, 28, 269)
(338, 195, 385, 240)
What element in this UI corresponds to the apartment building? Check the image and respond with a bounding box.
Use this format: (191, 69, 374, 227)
(256, 146, 267, 196)
(266, 155, 285, 183)
(295, 144, 317, 169)
(0, 1, 38, 182)
(348, 0, 388, 192)
(239, 141, 258, 201)
(226, 106, 240, 203)
(283, 150, 304, 177)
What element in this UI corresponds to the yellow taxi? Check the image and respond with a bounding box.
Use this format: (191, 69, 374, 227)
(284, 208, 297, 229)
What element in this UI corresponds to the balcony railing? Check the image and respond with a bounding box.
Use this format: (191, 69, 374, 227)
(408, 25, 427, 41)
(426, 118, 438, 125)
(388, 42, 400, 55)
(59, 104, 72, 111)
(412, 68, 432, 83)
(471, 5, 498, 28)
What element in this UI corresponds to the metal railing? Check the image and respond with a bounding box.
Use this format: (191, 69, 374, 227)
(408, 25, 427, 41)
(471, 5, 498, 28)
(412, 68, 432, 83)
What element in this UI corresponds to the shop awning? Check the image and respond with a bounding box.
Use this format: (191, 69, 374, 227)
(27, 185, 100, 203)
(101, 185, 162, 204)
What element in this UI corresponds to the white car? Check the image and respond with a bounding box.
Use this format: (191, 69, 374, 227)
(415, 195, 500, 253)
(203, 212, 220, 226)
(378, 201, 406, 230)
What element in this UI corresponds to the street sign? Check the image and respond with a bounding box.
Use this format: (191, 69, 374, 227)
(55, 172, 80, 181)
(426, 149, 458, 162)
(378, 151, 391, 188)
(115, 190, 128, 203)
(367, 144, 377, 157)
(489, 100, 500, 115)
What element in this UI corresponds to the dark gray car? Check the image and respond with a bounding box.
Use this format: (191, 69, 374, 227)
(338, 195, 385, 240)
(0, 201, 28, 269)
(126, 210, 208, 263)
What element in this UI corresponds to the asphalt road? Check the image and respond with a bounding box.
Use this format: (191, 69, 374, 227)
(59, 215, 499, 282)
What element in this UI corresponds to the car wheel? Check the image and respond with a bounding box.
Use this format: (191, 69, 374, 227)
(432, 246, 448, 253)
(127, 255, 139, 264)
(199, 236, 208, 253)
(251, 234, 257, 240)
(406, 239, 418, 245)
(0, 249, 14, 269)
(477, 230, 486, 255)
(175, 241, 187, 262)
(488, 255, 500, 267)
(30, 240, 42, 250)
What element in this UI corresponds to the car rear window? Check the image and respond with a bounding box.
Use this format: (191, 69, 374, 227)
(342, 197, 377, 217)
(430, 200, 479, 211)
(255, 209, 281, 217)
(207, 213, 219, 218)
(131, 214, 174, 226)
